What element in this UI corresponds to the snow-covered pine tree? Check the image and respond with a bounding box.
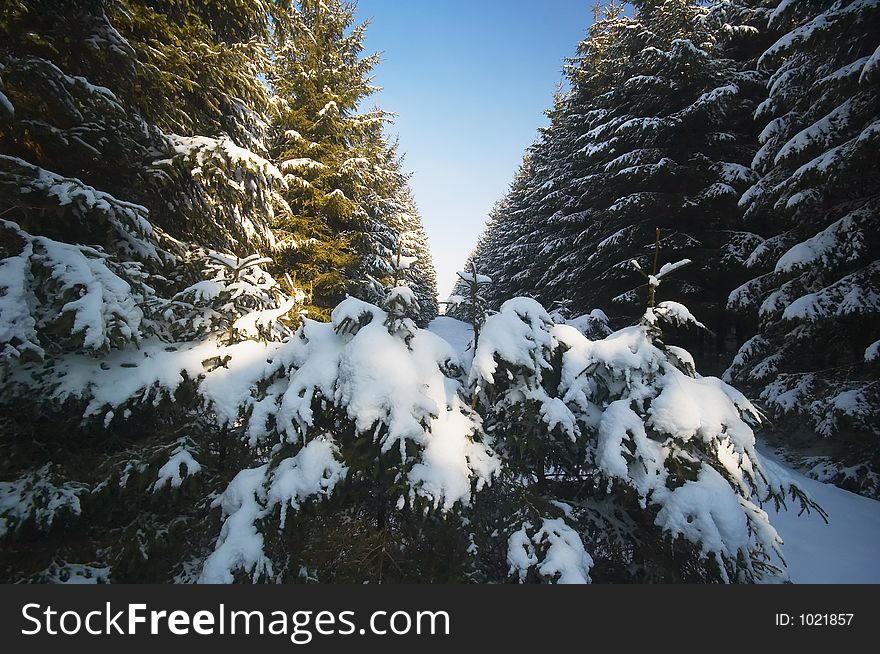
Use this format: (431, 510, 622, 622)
(121, 0, 287, 256)
(469, 1, 770, 368)
(269, 0, 437, 320)
(0, 0, 437, 583)
(464, 256, 821, 583)
(454, 3, 624, 313)
(389, 189, 439, 326)
(169, 250, 305, 344)
(0, 0, 306, 581)
(2, 272, 497, 582)
(446, 265, 493, 344)
(726, 0, 880, 496)
(347, 131, 439, 322)
(0, 0, 838, 585)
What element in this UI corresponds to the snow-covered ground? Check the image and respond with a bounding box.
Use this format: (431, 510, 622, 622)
(428, 316, 880, 584)
(427, 316, 474, 354)
(760, 450, 880, 583)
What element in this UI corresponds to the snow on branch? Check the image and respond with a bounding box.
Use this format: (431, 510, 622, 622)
(0, 219, 149, 354)
(656, 258, 693, 279)
(456, 270, 492, 284)
(507, 518, 593, 584)
(1, 155, 167, 262)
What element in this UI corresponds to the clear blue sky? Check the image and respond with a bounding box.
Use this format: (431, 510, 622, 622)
(353, 0, 594, 302)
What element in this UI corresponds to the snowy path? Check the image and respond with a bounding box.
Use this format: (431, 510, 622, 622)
(427, 316, 474, 355)
(760, 449, 880, 583)
(427, 316, 880, 584)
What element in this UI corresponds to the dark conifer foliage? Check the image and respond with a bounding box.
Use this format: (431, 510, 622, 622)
(725, 0, 880, 494)
(464, 0, 879, 495)
(0, 0, 299, 583)
(0, 0, 437, 582)
(464, 0, 769, 345)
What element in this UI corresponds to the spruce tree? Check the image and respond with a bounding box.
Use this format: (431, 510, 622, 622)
(390, 188, 440, 325)
(449, 155, 534, 313)
(463, 255, 820, 583)
(0, 0, 834, 585)
(269, 0, 437, 321)
(470, 1, 770, 370)
(0, 0, 439, 582)
(0, 0, 303, 581)
(725, 0, 880, 495)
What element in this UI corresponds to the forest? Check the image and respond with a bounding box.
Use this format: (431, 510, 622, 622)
(0, 0, 877, 584)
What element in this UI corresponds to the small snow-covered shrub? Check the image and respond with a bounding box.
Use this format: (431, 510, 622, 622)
(2, 277, 499, 582)
(468, 293, 822, 583)
(169, 249, 304, 342)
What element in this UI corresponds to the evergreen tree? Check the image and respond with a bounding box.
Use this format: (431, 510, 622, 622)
(463, 257, 820, 583)
(390, 188, 439, 325)
(447, 265, 493, 344)
(466, 0, 877, 497)
(725, 0, 880, 495)
(470, 1, 770, 370)
(0, 0, 286, 256)
(0, 0, 845, 585)
(3, 235, 822, 583)
(269, 0, 437, 321)
(268, 0, 367, 312)
(0, 0, 438, 582)
(0, 0, 304, 581)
